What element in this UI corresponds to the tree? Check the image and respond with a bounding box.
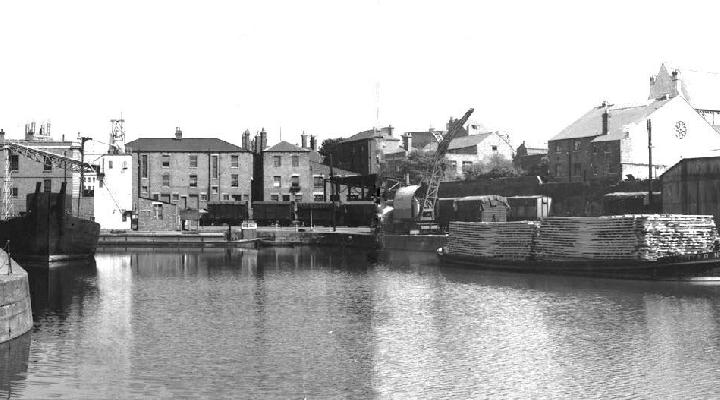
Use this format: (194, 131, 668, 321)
(463, 153, 519, 180)
(318, 137, 344, 165)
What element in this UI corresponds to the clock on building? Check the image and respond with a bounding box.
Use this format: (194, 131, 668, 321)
(674, 121, 687, 139)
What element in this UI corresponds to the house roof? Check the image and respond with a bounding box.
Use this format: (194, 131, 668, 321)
(342, 126, 399, 143)
(448, 132, 493, 150)
(524, 147, 547, 155)
(264, 141, 310, 152)
(550, 99, 670, 142)
(125, 138, 246, 152)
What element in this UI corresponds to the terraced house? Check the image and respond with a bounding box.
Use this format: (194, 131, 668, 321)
(125, 127, 253, 213)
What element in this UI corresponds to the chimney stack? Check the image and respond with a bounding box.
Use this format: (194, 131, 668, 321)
(601, 101, 609, 135)
(0, 129, 4, 143)
(25, 123, 35, 141)
(242, 129, 250, 150)
(402, 133, 412, 151)
(260, 128, 267, 151)
(310, 135, 316, 151)
(175, 127, 183, 140)
(301, 132, 308, 148)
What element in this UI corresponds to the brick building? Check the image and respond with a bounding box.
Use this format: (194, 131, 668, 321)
(125, 127, 253, 214)
(136, 197, 179, 231)
(0, 125, 83, 216)
(260, 141, 312, 202)
(331, 126, 402, 175)
(514, 141, 548, 175)
(548, 96, 720, 183)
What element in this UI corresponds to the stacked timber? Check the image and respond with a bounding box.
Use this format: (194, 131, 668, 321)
(533, 215, 718, 261)
(447, 221, 539, 261)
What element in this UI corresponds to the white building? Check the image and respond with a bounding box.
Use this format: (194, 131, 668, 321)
(94, 154, 133, 230)
(649, 64, 720, 130)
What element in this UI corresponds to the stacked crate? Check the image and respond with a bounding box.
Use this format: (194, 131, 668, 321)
(447, 221, 539, 261)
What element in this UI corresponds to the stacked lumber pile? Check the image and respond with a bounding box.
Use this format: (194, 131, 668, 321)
(533, 215, 718, 261)
(447, 221, 539, 261)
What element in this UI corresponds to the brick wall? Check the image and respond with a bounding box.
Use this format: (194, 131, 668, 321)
(137, 197, 178, 231)
(263, 151, 313, 202)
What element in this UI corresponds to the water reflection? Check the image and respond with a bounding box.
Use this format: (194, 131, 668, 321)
(3, 248, 720, 398)
(0, 333, 31, 397)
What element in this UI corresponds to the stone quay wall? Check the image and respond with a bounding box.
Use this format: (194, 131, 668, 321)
(0, 251, 33, 343)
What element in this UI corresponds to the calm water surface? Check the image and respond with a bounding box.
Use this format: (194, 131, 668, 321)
(2, 247, 720, 398)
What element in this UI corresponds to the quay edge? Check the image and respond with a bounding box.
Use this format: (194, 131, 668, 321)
(0, 250, 33, 344)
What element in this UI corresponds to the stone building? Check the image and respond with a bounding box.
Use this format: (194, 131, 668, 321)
(125, 127, 253, 213)
(548, 96, 720, 183)
(0, 125, 83, 216)
(514, 142, 548, 175)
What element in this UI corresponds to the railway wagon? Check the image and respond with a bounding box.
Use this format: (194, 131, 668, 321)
(435, 198, 457, 231)
(296, 202, 335, 227)
(201, 202, 248, 226)
(342, 201, 378, 227)
(252, 201, 295, 226)
(506, 195, 552, 221)
(454, 195, 509, 223)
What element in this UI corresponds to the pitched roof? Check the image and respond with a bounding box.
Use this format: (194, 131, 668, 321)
(550, 99, 670, 142)
(125, 138, 246, 152)
(264, 141, 310, 152)
(310, 161, 357, 176)
(448, 132, 493, 150)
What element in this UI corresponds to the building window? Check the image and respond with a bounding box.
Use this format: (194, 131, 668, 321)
(231, 155, 239, 168)
(108, 160, 113, 170)
(42, 156, 52, 172)
(153, 193, 159, 200)
(153, 203, 163, 220)
(270, 194, 279, 201)
(162, 174, 170, 187)
(573, 163, 581, 176)
(231, 194, 242, 202)
(242, 194, 249, 202)
(273, 176, 281, 187)
(141, 155, 148, 178)
(314, 176, 324, 188)
(295, 195, 303, 202)
(10, 188, 18, 198)
(122, 161, 128, 169)
(189, 174, 198, 187)
(211, 155, 218, 179)
(282, 195, 290, 202)
(212, 186, 218, 195)
(314, 194, 325, 202)
(554, 164, 560, 176)
(172, 193, 179, 202)
(200, 193, 208, 202)
(189, 155, 198, 168)
(491, 145, 498, 152)
(141, 185, 148, 195)
(162, 154, 170, 167)
(573, 140, 581, 151)
(462, 161, 473, 171)
(9, 155, 18, 172)
(228, 174, 237, 188)
(273, 156, 282, 167)
(291, 176, 300, 186)
(555, 143, 562, 153)
(43, 179, 51, 192)
(292, 155, 299, 167)
(222, 194, 230, 201)
(160, 194, 170, 203)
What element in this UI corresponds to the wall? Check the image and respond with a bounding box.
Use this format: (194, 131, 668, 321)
(95, 154, 133, 230)
(0, 252, 33, 343)
(446, 134, 515, 177)
(263, 151, 312, 202)
(137, 197, 179, 231)
(662, 157, 720, 224)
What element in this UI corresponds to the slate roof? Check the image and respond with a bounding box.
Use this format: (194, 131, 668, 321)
(550, 99, 670, 142)
(264, 141, 310, 152)
(125, 138, 246, 152)
(448, 132, 493, 150)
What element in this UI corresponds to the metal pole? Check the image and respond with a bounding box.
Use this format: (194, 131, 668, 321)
(647, 119, 653, 207)
(330, 154, 336, 232)
(78, 136, 91, 216)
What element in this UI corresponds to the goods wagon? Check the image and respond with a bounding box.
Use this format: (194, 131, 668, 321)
(507, 196, 552, 221)
(252, 201, 294, 226)
(342, 201, 378, 227)
(201, 202, 249, 226)
(435, 198, 457, 231)
(296, 202, 336, 227)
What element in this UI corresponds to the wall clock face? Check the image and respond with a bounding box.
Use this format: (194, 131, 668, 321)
(674, 121, 687, 139)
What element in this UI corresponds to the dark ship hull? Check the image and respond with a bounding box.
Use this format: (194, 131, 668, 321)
(0, 187, 100, 262)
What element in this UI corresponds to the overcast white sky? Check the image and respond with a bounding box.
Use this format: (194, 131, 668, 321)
(2, 0, 719, 153)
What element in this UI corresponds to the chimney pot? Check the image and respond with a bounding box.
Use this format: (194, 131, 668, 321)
(301, 133, 308, 148)
(175, 127, 182, 140)
(310, 135, 317, 151)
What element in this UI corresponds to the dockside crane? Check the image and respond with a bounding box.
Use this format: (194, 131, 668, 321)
(416, 108, 474, 229)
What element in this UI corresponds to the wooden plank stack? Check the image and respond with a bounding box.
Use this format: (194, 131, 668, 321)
(447, 215, 718, 262)
(447, 221, 539, 261)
